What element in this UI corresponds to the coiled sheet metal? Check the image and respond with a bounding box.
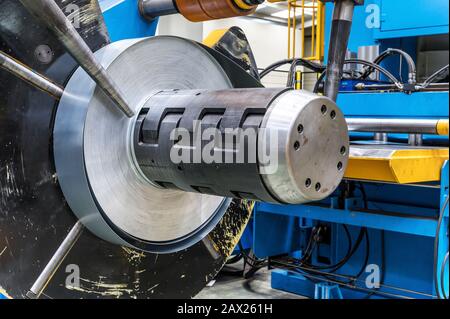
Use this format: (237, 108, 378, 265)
(55, 36, 237, 253)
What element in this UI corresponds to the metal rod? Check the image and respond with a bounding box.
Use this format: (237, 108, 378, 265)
(347, 118, 446, 135)
(324, 0, 355, 101)
(0, 50, 63, 99)
(139, 0, 178, 21)
(19, 0, 134, 118)
(26, 221, 84, 299)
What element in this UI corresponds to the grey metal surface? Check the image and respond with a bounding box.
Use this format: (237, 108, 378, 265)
(19, 0, 134, 117)
(55, 36, 233, 253)
(357, 45, 380, 80)
(134, 87, 286, 204)
(139, 0, 178, 21)
(331, 0, 355, 21)
(0, 50, 63, 98)
(324, 0, 355, 101)
(26, 221, 84, 299)
(347, 118, 440, 134)
(259, 90, 349, 203)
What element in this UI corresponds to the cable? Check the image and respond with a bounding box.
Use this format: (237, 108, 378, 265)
(345, 59, 403, 89)
(259, 58, 325, 80)
(440, 252, 449, 300)
(420, 64, 449, 89)
(433, 194, 449, 299)
(313, 59, 403, 94)
(359, 48, 417, 84)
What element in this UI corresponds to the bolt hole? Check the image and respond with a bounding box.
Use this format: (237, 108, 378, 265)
(305, 178, 312, 188)
(315, 183, 321, 192)
(340, 146, 347, 155)
(330, 110, 336, 119)
(337, 162, 343, 171)
(321, 105, 327, 114)
(297, 124, 304, 134)
(294, 141, 300, 151)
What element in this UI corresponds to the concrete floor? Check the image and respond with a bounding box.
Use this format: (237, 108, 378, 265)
(196, 265, 304, 299)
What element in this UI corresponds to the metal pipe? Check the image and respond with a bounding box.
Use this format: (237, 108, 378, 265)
(19, 0, 134, 118)
(347, 118, 447, 135)
(26, 221, 84, 299)
(408, 134, 423, 146)
(139, 0, 178, 21)
(0, 51, 64, 99)
(323, 0, 355, 101)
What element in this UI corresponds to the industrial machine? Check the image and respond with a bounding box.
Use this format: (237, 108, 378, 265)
(249, 0, 449, 299)
(0, 0, 448, 300)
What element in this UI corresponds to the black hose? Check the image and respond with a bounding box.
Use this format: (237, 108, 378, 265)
(359, 48, 417, 84)
(314, 59, 403, 93)
(259, 58, 325, 80)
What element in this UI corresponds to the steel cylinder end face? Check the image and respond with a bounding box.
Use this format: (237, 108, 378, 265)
(259, 90, 349, 204)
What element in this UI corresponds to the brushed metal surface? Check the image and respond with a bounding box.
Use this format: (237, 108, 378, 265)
(259, 90, 349, 203)
(55, 36, 233, 252)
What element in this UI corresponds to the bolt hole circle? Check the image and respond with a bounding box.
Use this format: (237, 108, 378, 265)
(321, 105, 327, 114)
(305, 178, 312, 188)
(337, 162, 343, 171)
(297, 124, 304, 134)
(330, 110, 336, 119)
(340, 146, 347, 155)
(315, 183, 322, 192)
(294, 141, 300, 151)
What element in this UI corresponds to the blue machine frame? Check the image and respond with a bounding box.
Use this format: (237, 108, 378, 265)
(252, 0, 449, 299)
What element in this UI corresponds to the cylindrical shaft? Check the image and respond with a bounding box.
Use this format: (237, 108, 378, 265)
(139, 0, 178, 21)
(26, 221, 84, 299)
(347, 118, 448, 135)
(133, 88, 349, 204)
(19, 0, 134, 118)
(324, 0, 355, 101)
(0, 51, 63, 99)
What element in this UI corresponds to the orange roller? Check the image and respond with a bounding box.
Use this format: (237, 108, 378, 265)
(175, 0, 257, 22)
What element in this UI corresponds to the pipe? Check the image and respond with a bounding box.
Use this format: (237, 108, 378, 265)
(26, 221, 84, 299)
(323, 0, 355, 101)
(139, 0, 178, 21)
(19, 0, 134, 118)
(346, 118, 449, 135)
(0, 51, 64, 99)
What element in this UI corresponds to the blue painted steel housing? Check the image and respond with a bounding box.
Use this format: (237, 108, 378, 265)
(253, 0, 449, 299)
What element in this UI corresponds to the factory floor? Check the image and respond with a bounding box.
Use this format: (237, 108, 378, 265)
(196, 264, 304, 299)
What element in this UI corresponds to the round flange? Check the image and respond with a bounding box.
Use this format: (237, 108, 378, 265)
(54, 36, 234, 253)
(259, 90, 349, 203)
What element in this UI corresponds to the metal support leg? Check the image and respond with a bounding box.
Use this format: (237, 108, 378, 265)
(26, 221, 84, 299)
(19, 0, 134, 118)
(0, 51, 64, 99)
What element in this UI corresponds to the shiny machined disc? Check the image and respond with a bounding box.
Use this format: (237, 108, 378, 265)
(259, 90, 349, 203)
(55, 36, 234, 252)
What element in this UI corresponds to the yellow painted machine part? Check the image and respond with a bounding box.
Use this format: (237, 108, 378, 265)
(233, 0, 254, 10)
(345, 149, 449, 183)
(437, 119, 449, 136)
(202, 28, 229, 48)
